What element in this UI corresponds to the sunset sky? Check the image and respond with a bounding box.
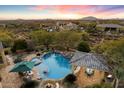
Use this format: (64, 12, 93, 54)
(0, 5, 124, 20)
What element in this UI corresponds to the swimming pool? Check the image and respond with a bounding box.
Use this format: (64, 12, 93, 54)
(31, 52, 72, 80)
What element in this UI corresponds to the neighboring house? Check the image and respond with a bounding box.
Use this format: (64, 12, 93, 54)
(56, 22, 79, 31)
(56, 21, 67, 27)
(70, 51, 113, 87)
(96, 24, 123, 32)
(0, 24, 6, 28)
(65, 22, 78, 30)
(80, 26, 84, 30)
(40, 24, 59, 32)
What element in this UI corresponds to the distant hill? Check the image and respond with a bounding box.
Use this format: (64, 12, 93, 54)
(80, 16, 98, 21)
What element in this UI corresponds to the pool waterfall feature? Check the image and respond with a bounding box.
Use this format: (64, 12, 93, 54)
(31, 52, 72, 80)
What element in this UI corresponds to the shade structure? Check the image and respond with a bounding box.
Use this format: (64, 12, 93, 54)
(10, 61, 35, 72)
(70, 51, 111, 72)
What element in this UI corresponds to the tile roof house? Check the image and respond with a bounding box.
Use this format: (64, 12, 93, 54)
(97, 24, 122, 28)
(70, 51, 113, 87)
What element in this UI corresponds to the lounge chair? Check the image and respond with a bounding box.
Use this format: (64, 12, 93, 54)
(74, 66, 81, 74)
(55, 82, 60, 88)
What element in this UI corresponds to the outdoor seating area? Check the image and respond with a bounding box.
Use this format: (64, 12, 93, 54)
(70, 51, 114, 87)
(0, 47, 116, 88)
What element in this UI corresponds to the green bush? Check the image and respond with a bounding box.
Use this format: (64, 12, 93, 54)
(77, 41, 90, 52)
(11, 39, 28, 53)
(63, 74, 77, 84)
(4, 48, 11, 55)
(20, 80, 39, 88)
(14, 55, 23, 63)
(0, 31, 14, 48)
(63, 74, 78, 88)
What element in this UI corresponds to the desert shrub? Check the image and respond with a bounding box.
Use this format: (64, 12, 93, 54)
(30, 30, 54, 50)
(11, 39, 28, 53)
(63, 74, 77, 87)
(81, 32, 90, 41)
(20, 80, 39, 88)
(4, 48, 11, 55)
(77, 41, 90, 52)
(14, 55, 23, 63)
(64, 74, 77, 83)
(26, 40, 35, 52)
(55, 31, 82, 50)
(0, 31, 14, 48)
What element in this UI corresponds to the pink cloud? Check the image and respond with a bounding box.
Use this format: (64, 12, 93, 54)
(29, 5, 51, 11)
(29, 5, 95, 12)
(28, 5, 124, 18)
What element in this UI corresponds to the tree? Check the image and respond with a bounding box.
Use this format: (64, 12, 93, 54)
(93, 38, 124, 87)
(30, 30, 54, 50)
(11, 39, 28, 53)
(55, 31, 82, 50)
(77, 41, 90, 52)
(114, 67, 124, 88)
(81, 32, 90, 41)
(0, 31, 14, 48)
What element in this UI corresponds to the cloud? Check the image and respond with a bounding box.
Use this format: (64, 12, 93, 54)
(28, 5, 124, 16)
(1, 5, 124, 19)
(28, 5, 96, 14)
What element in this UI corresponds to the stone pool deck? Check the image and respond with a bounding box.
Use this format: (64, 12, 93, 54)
(0, 54, 40, 88)
(0, 52, 73, 88)
(0, 65, 23, 88)
(0, 55, 23, 88)
(24, 53, 36, 61)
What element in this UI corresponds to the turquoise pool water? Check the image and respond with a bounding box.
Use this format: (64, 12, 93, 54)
(31, 52, 72, 80)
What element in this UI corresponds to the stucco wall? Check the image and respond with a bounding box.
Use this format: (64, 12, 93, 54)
(75, 67, 105, 87)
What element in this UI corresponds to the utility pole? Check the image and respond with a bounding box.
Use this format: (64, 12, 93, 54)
(0, 41, 7, 66)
